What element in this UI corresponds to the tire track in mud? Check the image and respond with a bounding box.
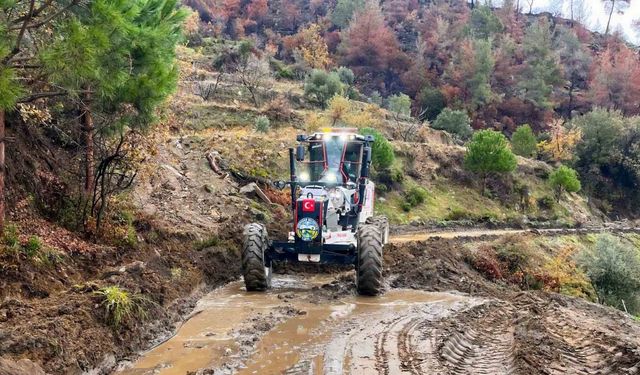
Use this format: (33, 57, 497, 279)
(322, 297, 485, 375)
(530, 304, 640, 375)
(438, 303, 517, 375)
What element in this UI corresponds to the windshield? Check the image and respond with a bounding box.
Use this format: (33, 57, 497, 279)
(304, 136, 362, 184)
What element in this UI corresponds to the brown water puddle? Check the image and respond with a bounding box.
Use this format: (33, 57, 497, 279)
(116, 275, 332, 375)
(116, 275, 464, 375)
(237, 289, 462, 375)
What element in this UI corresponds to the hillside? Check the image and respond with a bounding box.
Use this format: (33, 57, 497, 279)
(1, 1, 640, 374)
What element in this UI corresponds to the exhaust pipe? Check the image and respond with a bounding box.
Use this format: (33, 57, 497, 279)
(289, 148, 297, 210)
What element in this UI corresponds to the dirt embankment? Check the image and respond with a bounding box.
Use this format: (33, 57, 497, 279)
(384, 238, 640, 375)
(0, 217, 241, 375)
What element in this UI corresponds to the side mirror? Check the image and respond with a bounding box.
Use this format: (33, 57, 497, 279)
(296, 145, 305, 161)
(274, 180, 287, 190)
(364, 146, 372, 163)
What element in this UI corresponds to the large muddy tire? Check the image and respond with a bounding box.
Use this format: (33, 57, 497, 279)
(366, 216, 389, 244)
(241, 223, 272, 291)
(356, 223, 384, 296)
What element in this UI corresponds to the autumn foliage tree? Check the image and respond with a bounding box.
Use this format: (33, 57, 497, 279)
(338, 2, 405, 92)
(589, 45, 640, 116)
(283, 23, 331, 69)
(538, 120, 582, 162)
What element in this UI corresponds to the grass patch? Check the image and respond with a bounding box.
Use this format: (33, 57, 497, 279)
(34, 248, 64, 268)
(171, 267, 183, 280)
(23, 236, 43, 257)
(193, 235, 220, 251)
(2, 223, 19, 248)
(401, 186, 429, 212)
(184, 104, 258, 131)
(94, 286, 150, 329)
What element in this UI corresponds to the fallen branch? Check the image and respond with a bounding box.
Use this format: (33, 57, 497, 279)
(206, 151, 223, 175)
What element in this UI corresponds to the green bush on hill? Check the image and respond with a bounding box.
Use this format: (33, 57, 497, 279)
(304, 70, 343, 108)
(254, 115, 270, 133)
(359, 128, 395, 170)
(432, 108, 473, 140)
(401, 186, 429, 212)
(549, 165, 581, 201)
(464, 130, 517, 192)
(578, 234, 640, 315)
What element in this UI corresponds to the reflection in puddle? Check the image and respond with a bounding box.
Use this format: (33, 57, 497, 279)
(116, 275, 464, 375)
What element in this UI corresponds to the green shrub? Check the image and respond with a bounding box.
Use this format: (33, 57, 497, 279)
(335, 66, 355, 85)
(359, 128, 395, 170)
(304, 69, 343, 108)
(537, 195, 555, 210)
(432, 108, 472, 140)
(35, 248, 64, 268)
(386, 93, 412, 120)
(511, 124, 538, 158)
(549, 165, 581, 201)
(95, 286, 149, 328)
(464, 130, 517, 192)
(254, 115, 270, 133)
(578, 234, 640, 315)
(369, 91, 383, 106)
(23, 236, 43, 257)
(402, 186, 428, 211)
(417, 85, 445, 121)
(2, 224, 19, 249)
(446, 208, 473, 221)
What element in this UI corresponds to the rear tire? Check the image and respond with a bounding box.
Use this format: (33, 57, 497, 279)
(366, 216, 389, 244)
(241, 223, 272, 291)
(356, 223, 384, 296)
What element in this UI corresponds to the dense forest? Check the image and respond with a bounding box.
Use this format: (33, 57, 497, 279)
(181, 0, 640, 215)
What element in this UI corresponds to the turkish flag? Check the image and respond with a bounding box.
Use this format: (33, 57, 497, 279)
(302, 199, 315, 212)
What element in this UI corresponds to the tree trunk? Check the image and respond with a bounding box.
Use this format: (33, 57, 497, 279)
(0, 110, 5, 233)
(82, 96, 94, 195)
(605, 0, 615, 36)
(567, 83, 575, 119)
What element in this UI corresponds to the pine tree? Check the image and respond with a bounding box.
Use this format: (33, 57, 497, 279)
(555, 26, 591, 118)
(41, 0, 186, 196)
(511, 124, 537, 158)
(464, 130, 517, 192)
(338, 2, 403, 87)
(331, 0, 366, 29)
(549, 165, 581, 201)
(469, 5, 503, 39)
(518, 18, 562, 110)
(589, 45, 640, 116)
(0, 1, 84, 231)
(470, 38, 497, 109)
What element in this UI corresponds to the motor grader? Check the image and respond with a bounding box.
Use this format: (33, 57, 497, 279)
(241, 128, 389, 295)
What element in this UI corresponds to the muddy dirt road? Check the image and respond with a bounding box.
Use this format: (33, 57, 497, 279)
(114, 227, 640, 375)
(117, 275, 484, 375)
(117, 276, 640, 375)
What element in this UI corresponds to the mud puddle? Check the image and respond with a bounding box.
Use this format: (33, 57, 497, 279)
(116, 275, 473, 375)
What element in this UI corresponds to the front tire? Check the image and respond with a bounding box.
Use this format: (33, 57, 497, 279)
(356, 223, 384, 296)
(241, 223, 272, 291)
(366, 216, 389, 244)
